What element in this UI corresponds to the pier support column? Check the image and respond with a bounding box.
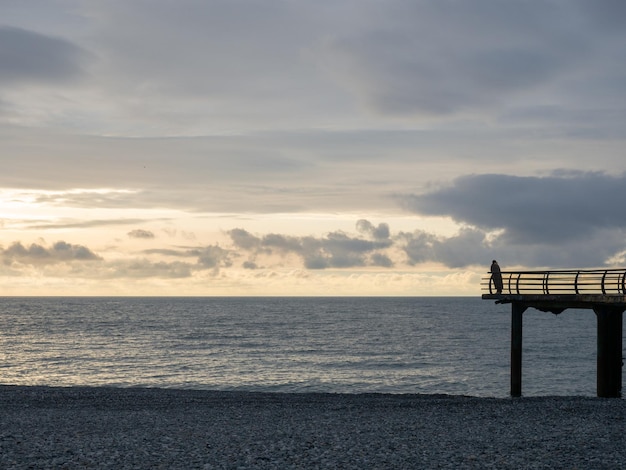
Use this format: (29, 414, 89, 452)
(594, 307, 623, 398)
(511, 302, 527, 397)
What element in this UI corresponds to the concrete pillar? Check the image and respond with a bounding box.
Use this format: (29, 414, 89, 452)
(511, 302, 527, 397)
(594, 307, 623, 398)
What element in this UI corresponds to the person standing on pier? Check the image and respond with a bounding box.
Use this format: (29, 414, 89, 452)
(490, 260, 503, 294)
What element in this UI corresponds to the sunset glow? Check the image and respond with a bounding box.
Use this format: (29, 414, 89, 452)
(2, 1, 626, 295)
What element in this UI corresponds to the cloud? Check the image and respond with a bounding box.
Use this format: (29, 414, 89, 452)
(370, 252, 393, 268)
(27, 218, 148, 230)
(2, 0, 626, 293)
(0, 241, 101, 265)
(578, 0, 626, 31)
(394, 172, 626, 268)
(399, 228, 492, 268)
(33, 190, 144, 209)
(396, 224, 626, 270)
(128, 229, 155, 239)
(1, 214, 624, 285)
(98, 244, 233, 279)
(191, 245, 233, 270)
(90, 0, 309, 96)
(106, 259, 193, 279)
(0, 240, 236, 279)
(2, 0, 625, 141)
(228, 228, 261, 250)
(0, 26, 87, 85)
(228, 221, 393, 270)
(143, 244, 234, 273)
(400, 172, 626, 244)
(142, 249, 182, 257)
(356, 219, 390, 240)
(317, 0, 626, 119)
(78, 0, 334, 135)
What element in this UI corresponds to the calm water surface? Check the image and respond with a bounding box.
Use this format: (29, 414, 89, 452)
(0, 297, 607, 397)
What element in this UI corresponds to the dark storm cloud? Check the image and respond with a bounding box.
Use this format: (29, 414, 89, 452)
(0, 26, 86, 84)
(0, 241, 101, 264)
(400, 172, 626, 245)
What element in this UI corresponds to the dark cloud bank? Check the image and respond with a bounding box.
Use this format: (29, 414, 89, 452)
(401, 172, 626, 243)
(400, 172, 626, 268)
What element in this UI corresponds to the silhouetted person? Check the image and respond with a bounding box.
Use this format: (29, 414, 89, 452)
(490, 260, 503, 294)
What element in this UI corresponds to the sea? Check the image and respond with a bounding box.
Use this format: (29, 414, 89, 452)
(0, 296, 611, 397)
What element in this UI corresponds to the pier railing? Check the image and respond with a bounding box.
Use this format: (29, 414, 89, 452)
(482, 269, 626, 295)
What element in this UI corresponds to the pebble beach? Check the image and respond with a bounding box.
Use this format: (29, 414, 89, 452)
(1, 386, 625, 469)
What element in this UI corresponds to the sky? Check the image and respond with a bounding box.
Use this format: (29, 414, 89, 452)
(1, 0, 626, 296)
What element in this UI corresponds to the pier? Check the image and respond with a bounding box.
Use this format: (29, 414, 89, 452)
(482, 269, 626, 398)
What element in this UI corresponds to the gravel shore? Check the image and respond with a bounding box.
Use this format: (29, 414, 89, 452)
(1, 386, 625, 469)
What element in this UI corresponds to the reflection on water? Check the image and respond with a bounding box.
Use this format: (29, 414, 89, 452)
(0, 297, 603, 396)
